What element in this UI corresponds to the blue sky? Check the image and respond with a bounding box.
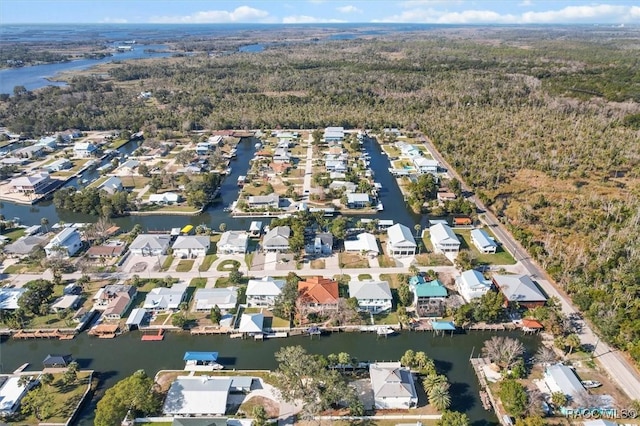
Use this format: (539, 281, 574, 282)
(1, 1, 639, 24)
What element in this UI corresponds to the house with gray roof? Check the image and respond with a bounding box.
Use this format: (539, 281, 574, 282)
(9, 171, 51, 194)
(386, 223, 417, 257)
(429, 223, 460, 254)
(324, 126, 344, 143)
(0, 288, 26, 310)
(492, 274, 547, 308)
(129, 234, 172, 256)
(246, 277, 285, 307)
(471, 228, 498, 254)
(3, 235, 48, 257)
(193, 287, 238, 312)
(456, 269, 492, 303)
(44, 227, 83, 258)
(348, 280, 392, 314)
(305, 232, 333, 256)
(143, 283, 189, 312)
(172, 235, 211, 258)
(369, 362, 418, 409)
(217, 231, 248, 254)
(163, 376, 231, 416)
(544, 364, 586, 402)
(98, 176, 124, 195)
(262, 226, 290, 252)
(344, 232, 379, 257)
(347, 193, 370, 208)
(43, 158, 71, 173)
(247, 194, 279, 209)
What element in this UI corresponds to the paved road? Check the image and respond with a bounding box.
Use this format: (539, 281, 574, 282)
(301, 133, 313, 200)
(420, 133, 640, 400)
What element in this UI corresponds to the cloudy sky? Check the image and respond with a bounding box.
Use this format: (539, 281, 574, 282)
(1, 0, 639, 24)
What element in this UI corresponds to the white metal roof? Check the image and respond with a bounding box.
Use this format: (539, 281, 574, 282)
(387, 223, 417, 247)
(429, 223, 460, 245)
(238, 313, 264, 333)
(163, 376, 231, 416)
(246, 277, 285, 297)
(349, 280, 392, 301)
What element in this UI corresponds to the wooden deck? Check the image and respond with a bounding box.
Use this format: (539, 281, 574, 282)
(141, 330, 164, 341)
(13, 329, 76, 340)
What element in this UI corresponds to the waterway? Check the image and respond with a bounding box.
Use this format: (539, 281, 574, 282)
(0, 330, 540, 425)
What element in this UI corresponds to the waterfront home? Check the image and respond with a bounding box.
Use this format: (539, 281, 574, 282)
(50, 295, 81, 313)
(275, 131, 298, 143)
(247, 194, 279, 209)
(329, 180, 357, 193)
(249, 221, 263, 237)
(42, 354, 73, 368)
(429, 223, 461, 254)
(305, 232, 333, 256)
(492, 274, 547, 309)
(246, 277, 285, 307)
(262, 226, 290, 252)
(129, 234, 172, 256)
(544, 364, 586, 402)
(413, 157, 439, 174)
(386, 224, 417, 257)
(73, 142, 97, 157)
(14, 144, 45, 159)
(325, 159, 347, 173)
(103, 291, 135, 320)
(149, 192, 180, 204)
(347, 193, 370, 208)
(163, 376, 231, 416)
(9, 171, 51, 194)
(343, 232, 379, 257)
(437, 191, 457, 203)
(0, 376, 32, 417)
(273, 147, 291, 164)
(193, 287, 238, 312)
(93, 284, 136, 309)
(369, 362, 418, 409)
(217, 231, 248, 255)
(183, 352, 223, 371)
(86, 240, 127, 258)
(196, 142, 214, 155)
(0, 288, 26, 310)
(396, 142, 421, 158)
(3, 235, 48, 257)
(298, 276, 339, 314)
(35, 136, 58, 148)
(172, 235, 211, 258)
(44, 227, 83, 258)
(0, 157, 29, 166)
(43, 158, 72, 173)
(324, 126, 345, 143)
(410, 276, 447, 318)
(348, 280, 393, 314)
(455, 269, 493, 303)
(97, 176, 124, 195)
(471, 228, 498, 254)
(125, 308, 147, 330)
(239, 313, 264, 334)
(143, 283, 189, 312)
(117, 159, 140, 174)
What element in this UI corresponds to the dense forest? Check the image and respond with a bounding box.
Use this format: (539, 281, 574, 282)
(0, 26, 639, 362)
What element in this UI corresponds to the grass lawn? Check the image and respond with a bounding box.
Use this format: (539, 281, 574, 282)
(311, 259, 325, 269)
(151, 313, 170, 326)
(119, 175, 150, 189)
(377, 255, 397, 268)
(414, 253, 451, 267)
(358, 273, 372, 280)
(216, 276, 249, 288)
(18, 372, 92, 424)
(380, 273, 407, 289)
(244, 307, 261, 314)
(175, 259, 194, 272)
(160, 255, 174, 271)
(453, 228, 517, 265)
(190, 278, 208, 288)
(217, 259, 241, 271)
(151, 205, 201, 213)
(338, 252, 369, 269)
(198, 254, 217, 272)
(108, 138, 131, 149)
(1, 227, 26, 242)
(373, 311, 400, 325)
(270, 316, 290, 328)
(381, 144, 401, 157)
(3, 262, 46, 274)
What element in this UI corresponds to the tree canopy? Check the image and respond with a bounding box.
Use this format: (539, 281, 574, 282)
(94, 370, 161, 426)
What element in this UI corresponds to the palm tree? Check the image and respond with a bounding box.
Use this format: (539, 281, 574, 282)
(565, 333, 581, 355)
(414, 224, 422, 237)
(423, 374, 448, 393)
(219, 222, 227, 233)
(428, 383, 452, 411)
(40, 217, 49, 233)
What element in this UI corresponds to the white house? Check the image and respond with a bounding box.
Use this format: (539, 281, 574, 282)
(386, 223, 417, 257)
(43, 158, 71, 173)
(344, 233, 379, 257)
(413, 157, 439, 174)
(149, 192, 180, 204)
(324, 126, 344, 143)
(239, 313, 264, 333)
(347, 193, 370, 208)
(544, 364, 586, 401)
(73, 142, 97, 158)
(247, 194, 279, 209)
(246, 277, 285, 307)
(369, 362, 418, 409)
(217, 231, 248, 254)
(0, 376, 32, 417)
(44, 227, 83, 258)
(193, 287, 238, 312)
(98, 176, 124, 195)
(163, 376, 232, 416)
(329, 181, 357, 193)
(10, 172, 51, 194)
(455, 269, 492, 303)
(471, 229, 498, 254)
(172, 236, 210, 258)
(262, 226, 290, 252)
(143, 283, 188, 311)
(305, 232, 333, 256)
(348, 280, 393, 314)
(0, 288, 26, 310)
(429, 223, 461, 254)
(129, 234, 172, 256)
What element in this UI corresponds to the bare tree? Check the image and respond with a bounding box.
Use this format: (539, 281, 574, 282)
(534, 345, 558, 365)
(482, 336, 525, 369)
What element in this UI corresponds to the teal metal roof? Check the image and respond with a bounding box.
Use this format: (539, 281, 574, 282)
(431, 321, 456, 331)
(412, 277, 447, 298)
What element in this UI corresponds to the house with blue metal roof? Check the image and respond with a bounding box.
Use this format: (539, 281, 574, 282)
(471, 229, 498, 254)
(409, 276, 447, 317)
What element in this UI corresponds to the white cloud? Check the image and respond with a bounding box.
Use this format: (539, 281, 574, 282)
(150, 6, 271, 23)
(337, 5, 362, 14)
(282, 15, 346, 23)
(101, 17, 128, 23)
(521, 4, 629, 23)
(518, 0, 533, 7)
(401, 0, 463, 7)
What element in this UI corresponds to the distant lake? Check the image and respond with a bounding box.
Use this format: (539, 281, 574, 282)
(239, 44, 265, 53)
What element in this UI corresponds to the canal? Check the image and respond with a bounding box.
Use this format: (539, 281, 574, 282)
(0, 330, 540, 425)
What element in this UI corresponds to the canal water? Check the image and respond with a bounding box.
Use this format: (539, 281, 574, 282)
(0, 330, 540, 425)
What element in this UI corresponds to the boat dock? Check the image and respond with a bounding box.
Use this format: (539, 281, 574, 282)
(13, 329, 76, 340)
(141, 329, 164, 341)
(469, 356, 506, 419)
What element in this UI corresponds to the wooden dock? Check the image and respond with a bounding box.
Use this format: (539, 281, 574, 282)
(141, 330, 164, 341)
(13, 329, 76, 340)
(470, 357, 493, 410)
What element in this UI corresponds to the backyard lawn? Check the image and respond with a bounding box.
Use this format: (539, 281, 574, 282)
(454, 228, 516, 265)
(1, 227, 26, 242)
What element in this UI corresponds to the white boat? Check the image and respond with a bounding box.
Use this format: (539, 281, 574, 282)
(376, 202, 384, 211)
(80, 178, 88, 184)
(224, 167, 232, 174)
(581, 380, 602, 388)
(377, 327, 395, 336)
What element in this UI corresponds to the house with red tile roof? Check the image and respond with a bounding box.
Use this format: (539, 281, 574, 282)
(297, 276, 339, 315)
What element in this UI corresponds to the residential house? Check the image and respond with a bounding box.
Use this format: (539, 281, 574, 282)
(455, 269, 492, 303)
(14, 145, 45, 159)
(249, 221, 262, 237)
(369, 362, 418, 409)
(0, 288, 26, 310)
(262, 226, 290, 252)
(329, 181, 357, 193)
(324, 126, 344, 143)
(86, 241, 127, 258)
(42, 354, 73, 368)
(298, 276, 339, 314)
(35, 136, 58, 149)
(73, 142, 97, 157)
(193, 287, 238, 312)
(163, 376, 232, 416)
(273, 147, 291, 164)
(173, 236, 211, 258)
(43, 158, 71, 173)
(275, 131, 298, 143)
(347, 193, 370, 208)
(246, 277, 285, 307)
(305, 232, 333, 256)
(9, 172, 51, 194)
(50, 295, 81, 312)
(143, 283, 189, 311)
(247, 194, 279, 209)
(44, 227, 83, 258)
(471, 229, 498, 254)
(103, 290, 135, 320)
(348, 280, 392, 314)
(129, 234, 172, 256)
(93, 284, 136, 312)
(0, 376, 32, 417)
(149, 192, 180, 204)
(544, 364, 586, 402)
(429, 223, 460, 254)
(97, 176, 124, 195)
(492, 274, 547, 308)
(196, 142, 213, 155)
(3, 235, 48, 257)
(117, 159, 140, 174)
(410, 276, 447, 317)
(217, 231, 248, 254)
(344, 233, 379, 257)
(397, 143, 421, 158)
(436, 191, 457, 204)
(413, 157, 439, 174)
(238, 313, 264, 334)
(386, 224, 417, 257)
(325, 159, 347, 173)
